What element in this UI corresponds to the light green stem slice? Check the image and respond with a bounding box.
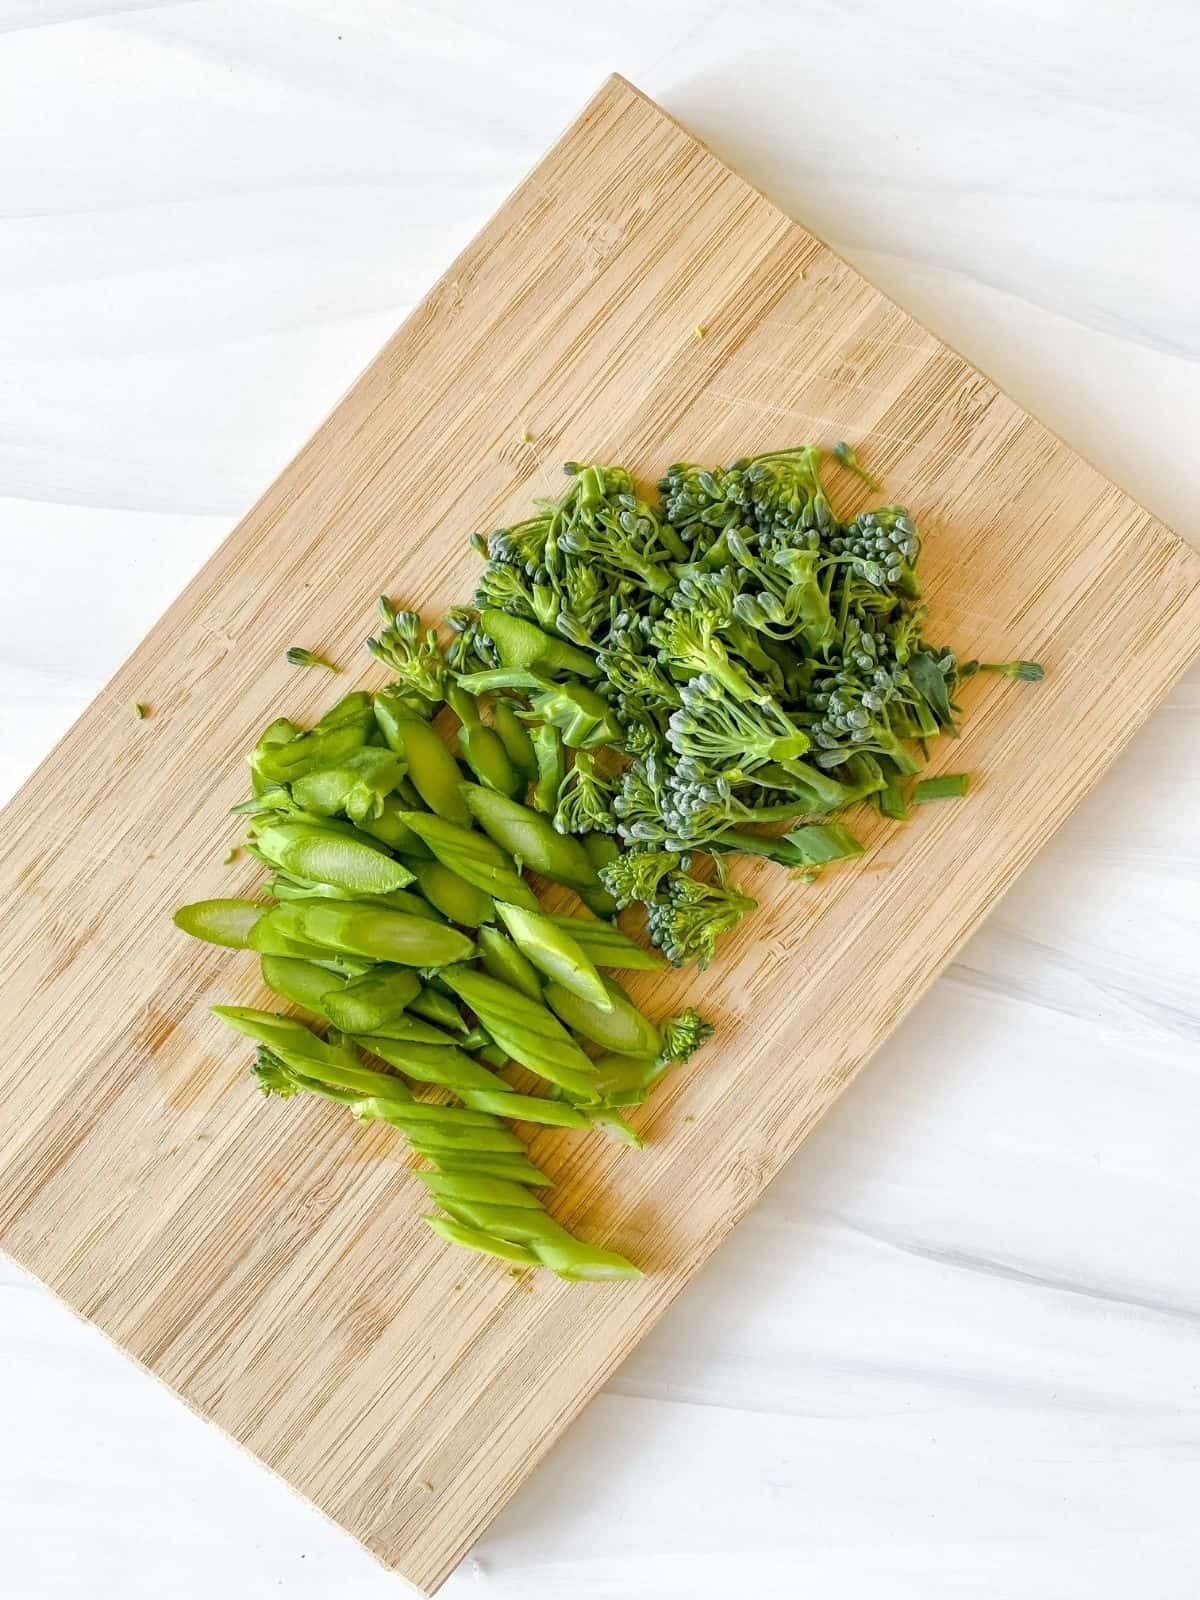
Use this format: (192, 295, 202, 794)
(546, 914, 666, 971)
(476, 925, 543, 1001)
(543, 975, 661, 1058)
(495, 901, 611, 1009)
(411, 859, 496, 927)
(321, 966, 422, 1032)
(254, 823, 414, 896)
(173, 898, 264, 949)
(423, 1215, 539, 1268)
(287, 899, 474, 967)
(259, 955, 346, 1020)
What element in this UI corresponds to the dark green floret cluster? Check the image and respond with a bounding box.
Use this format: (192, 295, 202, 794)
(461, 445, 1040, 959)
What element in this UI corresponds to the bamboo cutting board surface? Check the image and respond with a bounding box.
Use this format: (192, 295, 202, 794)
(2, 75, 1199, 1592)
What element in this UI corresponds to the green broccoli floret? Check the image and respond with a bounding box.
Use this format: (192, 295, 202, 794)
(553, 751, 618, 835)
(651, 605, 765, 704)
(657, 461, 745, 537)
(473, 560, 561, 632)
(644, 865, 757, 968)
(657, 768, 800, 850)
(614, 751, 673, 845)
(557, 464, 681, 595)
(486, 512, 553, 572)
(724, 532, 834, 651)
(824, 508, 920, 600)
(666, 677, 810, 775)
(742, 445, 834, 538)
(444, 605, 495, 673)
(597, 846, 684, 909)
(556, 561, 609, 646)
(667, 568, 790, 690)
(365, 600, 446, 711)
(597, 622, 681, 711)
(657, 1006, 716, 1063)
(807, 678, 922, 775)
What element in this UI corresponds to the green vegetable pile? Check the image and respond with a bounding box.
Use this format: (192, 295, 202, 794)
(174, 443, 1040, 1280)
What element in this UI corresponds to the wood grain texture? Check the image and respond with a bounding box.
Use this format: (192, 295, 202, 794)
(1, 75, 1198, 1593)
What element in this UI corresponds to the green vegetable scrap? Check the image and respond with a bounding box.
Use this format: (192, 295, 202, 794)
(173, 436, 1040, 1280)
(913, 772, 971, 802)
(285, 647, 341, 673)
(831, 440, 881, 493)
(961, 658, 1045, 682)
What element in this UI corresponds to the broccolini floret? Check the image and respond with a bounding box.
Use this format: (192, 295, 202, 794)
(651, 605, 764, 704)
(366, 599, 446, 711)
(597, 847, 683, 909)
(644, 866, 757, 968)
(666, 677, 810, 775)
(553, 751, 618, 836)
(657, 1007, 716, 1063)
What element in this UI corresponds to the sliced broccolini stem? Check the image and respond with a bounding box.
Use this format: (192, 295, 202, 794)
(253, 823, 414, 897)
(960, 658, 1044, 681)
(543, 975, 661, 1059)
(478, 607, 600, 679)
(459, 1090, 591, 1129)
(174, 898, 264, 949)
(780, 822, 864, 866)
(913, 772, 970, 802)
(277, 898, 475, 966)
(531, 722, 565, 815)
(411, 858, 497, 927)
(494, 901, 612, 1010)
(461, 783, 602, 894)
(374, 694, 472, 824)
(239, 1016, 632, 1275)
(397, 810, 540, 912)
(439, 964, 599, 1098)
(320, 966, 421, 1032)
(408, 984, 471, 1034)
(436, 1199, 640, 1281)
(547, 914, 667, 971)
(447, 680, 522, 797)
(424, 1215, 540, 1268)
(260, 954, 346, 1020)
(476, 924, 543, 1001)
(491, 696, 538, 788)
(875, 782, 909, 821)
(356, 1035, 511, 1096)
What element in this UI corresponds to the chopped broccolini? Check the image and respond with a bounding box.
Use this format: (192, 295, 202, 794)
(173, 435, 1042, 1284)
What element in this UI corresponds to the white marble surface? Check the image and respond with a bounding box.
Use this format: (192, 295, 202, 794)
(2, 3, 1198, 1596)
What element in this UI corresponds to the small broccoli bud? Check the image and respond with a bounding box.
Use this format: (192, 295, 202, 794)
(657, 1007, 715, 1064)
(831, 440, 881, 493)
(285, 646, 340, 672)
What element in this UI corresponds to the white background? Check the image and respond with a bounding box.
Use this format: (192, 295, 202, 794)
(2, 3, 1198, 1596)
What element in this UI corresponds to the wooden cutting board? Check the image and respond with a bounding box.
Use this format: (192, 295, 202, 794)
(2, 74, 1198, 1592)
